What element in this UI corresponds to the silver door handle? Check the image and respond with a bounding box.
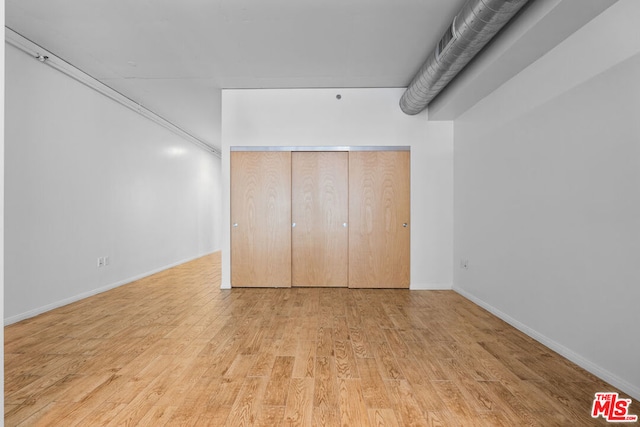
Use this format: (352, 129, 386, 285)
(232, 223, 238, 228)
(403, 223, 408, 228)
(343, 222, 348, 228)
(292, 222, 296, 228)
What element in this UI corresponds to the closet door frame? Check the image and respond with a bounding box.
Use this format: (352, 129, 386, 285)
(231, 146, 408, 153)
(230, 146, 410, 288)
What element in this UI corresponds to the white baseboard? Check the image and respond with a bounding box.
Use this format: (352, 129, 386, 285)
(453, 286, 640, 401)
(410, 282, 452, 290)
(4, 251, 217, 326)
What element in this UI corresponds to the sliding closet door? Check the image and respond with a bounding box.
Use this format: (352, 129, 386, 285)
(349, 151, 410, 288)
(231, 151, 291, 287)
(292, 152, 349, 287)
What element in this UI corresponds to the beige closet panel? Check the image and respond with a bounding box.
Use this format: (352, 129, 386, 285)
(231, 151, 291, 287)
(348, 151, 410, 288)
(292, 152, 349, 287)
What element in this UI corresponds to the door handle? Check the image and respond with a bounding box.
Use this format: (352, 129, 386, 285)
(232, 223, 238, 228)
(343, 222, 348, 228)
(292, 222, 296, 228)
(402, 223, 408, 228)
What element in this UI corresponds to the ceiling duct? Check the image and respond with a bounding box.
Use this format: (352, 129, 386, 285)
(399, 0, 530, 115)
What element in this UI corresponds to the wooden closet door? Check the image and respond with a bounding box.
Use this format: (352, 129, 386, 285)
(349, 151, 410, 288)
(231, 151, 291, 287)
(292, 152, 349, 287)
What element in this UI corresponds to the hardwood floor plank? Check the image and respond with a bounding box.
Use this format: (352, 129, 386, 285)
(247, 346, 277, 378)
(316, 326, 334, 357)
(5, 370, 72, 406)
(313, 402, 341, 427)
(13, 401, 78, 427)
(283, 377, 315, 427)
(334, 339, 359, 379)
(255, 405, 285, 427)
(209, 378, 244, 407)
(372, 341, 404, 380)
(382, 329, 410, 359)
(225, 376, 269, 427)
(225, 354, 258, 379)
(455, 378, 501, 414)
(133, 404, 178, 427)
(71, 402, 128, 427)
(368, 408, 401, 427)
(102, 402, 157, 427)
(338, 379, 371, 427)
(106, 355, 175, 404)
(480, 380, 545, 426)
(5, 252, 635, 426)
(264, 356, 295, 406)
(411, 381, 449, 414)
(477, 340, 545, 381)
(357, 357, 393, 409)
(277, 335, 300, 357)
(314, 356, 338, 408)
(292, 339, 316, 378)
(349, 327, 374, 359)
(333, 316, 350, 342)
(384, 379, 429, 427)
(429, 380, 477, 421)
(422, 411, 452, 427)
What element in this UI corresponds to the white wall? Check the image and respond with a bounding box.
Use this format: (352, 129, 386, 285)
(4, 43, 222, 324)
(1, 3, 6, 416)
(453, 0, 640, 399)
(221, 88, 453, 290)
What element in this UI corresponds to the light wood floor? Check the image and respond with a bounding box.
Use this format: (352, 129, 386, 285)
(5, 253, 637, 426)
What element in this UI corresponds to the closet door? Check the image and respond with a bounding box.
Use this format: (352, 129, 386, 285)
(349, 151, 410, 288)
(231, 151, 291, 287)
(292, 152, 349, 287)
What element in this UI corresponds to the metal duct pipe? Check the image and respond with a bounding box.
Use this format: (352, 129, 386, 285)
(399, 0, 530, 115)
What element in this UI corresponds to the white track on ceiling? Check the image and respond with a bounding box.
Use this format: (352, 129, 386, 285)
(5, 27, 220, 157)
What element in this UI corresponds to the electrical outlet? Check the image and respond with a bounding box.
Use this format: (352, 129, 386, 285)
(460, 259, 469, 269)
(104, 256, 110, 266)
(97, 257, 104, 267)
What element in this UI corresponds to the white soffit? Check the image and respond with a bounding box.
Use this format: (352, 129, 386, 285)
(428, 0, 619, 121)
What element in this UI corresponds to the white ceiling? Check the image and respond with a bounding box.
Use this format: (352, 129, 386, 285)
(5, 0, 469, 151)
